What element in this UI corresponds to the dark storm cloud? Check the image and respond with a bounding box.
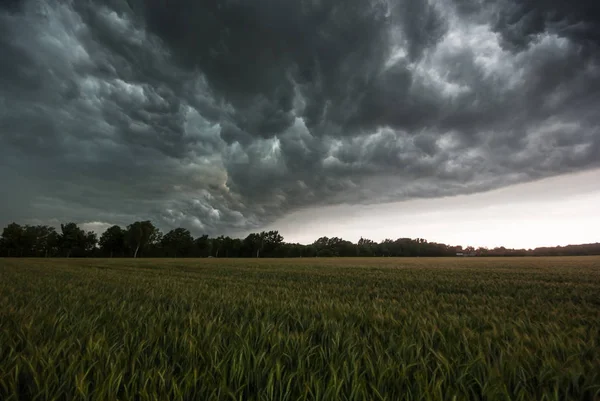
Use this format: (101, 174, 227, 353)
(490, 0, 600, 50)
(0, 0, 599, 235)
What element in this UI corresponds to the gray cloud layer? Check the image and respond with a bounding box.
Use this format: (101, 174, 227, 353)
(1, 0, 599, 235)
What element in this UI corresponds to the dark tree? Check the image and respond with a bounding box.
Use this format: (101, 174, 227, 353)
(357, 237, 376, 256)
(194, 235, 212, 257)
(2, 220, 599, 259)
(243, 233, 262, 258)
(99, 225, 126, 257)
(27, 225, 59, 257)
(59, 223, 97, 257)
(126, 221, 161, 258)
(242, 231, 284, 258)
(212, 235, 225, 258)
(161, 228, 194, 257)
(0, 223, 24, 257)
(221, 236, 242, 258)
(261, 231, 284, 257)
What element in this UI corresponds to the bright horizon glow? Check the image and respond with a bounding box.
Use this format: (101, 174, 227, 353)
(263, 169, 600, 249)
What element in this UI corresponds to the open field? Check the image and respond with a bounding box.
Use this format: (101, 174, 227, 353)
(1, 257, 599, 401)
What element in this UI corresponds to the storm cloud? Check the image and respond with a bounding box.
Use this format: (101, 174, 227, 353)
(1, 0, 599, 235)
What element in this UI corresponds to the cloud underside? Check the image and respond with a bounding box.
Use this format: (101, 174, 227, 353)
(1, 0, 599, 234)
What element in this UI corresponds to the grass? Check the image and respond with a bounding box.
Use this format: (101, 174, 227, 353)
(1, 257, 599, 400)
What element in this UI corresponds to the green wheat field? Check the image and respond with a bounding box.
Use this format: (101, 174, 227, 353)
(1, 257, 599, 401)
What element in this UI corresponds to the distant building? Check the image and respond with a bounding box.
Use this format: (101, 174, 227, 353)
(456, 252, 464, 256)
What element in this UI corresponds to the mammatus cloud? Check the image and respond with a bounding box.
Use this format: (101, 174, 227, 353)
(1, 0, 599, 235)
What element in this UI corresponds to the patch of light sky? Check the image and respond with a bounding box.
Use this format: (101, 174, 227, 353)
(264, 169, 600, 249)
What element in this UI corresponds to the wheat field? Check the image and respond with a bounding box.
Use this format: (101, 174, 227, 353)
(1, 257, 599, 400)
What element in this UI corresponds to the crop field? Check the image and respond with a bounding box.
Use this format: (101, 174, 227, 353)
(1, 257, 599, 401)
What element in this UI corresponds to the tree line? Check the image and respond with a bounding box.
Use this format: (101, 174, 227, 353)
(1, 221, 599, 258)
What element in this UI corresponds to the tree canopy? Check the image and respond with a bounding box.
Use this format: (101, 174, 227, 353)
(1, 221, 599, 258)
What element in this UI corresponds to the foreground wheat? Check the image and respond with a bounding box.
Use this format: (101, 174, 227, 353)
(1, 257, 599, 400)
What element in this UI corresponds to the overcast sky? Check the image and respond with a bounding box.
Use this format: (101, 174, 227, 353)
(1, 0, 599, 247)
